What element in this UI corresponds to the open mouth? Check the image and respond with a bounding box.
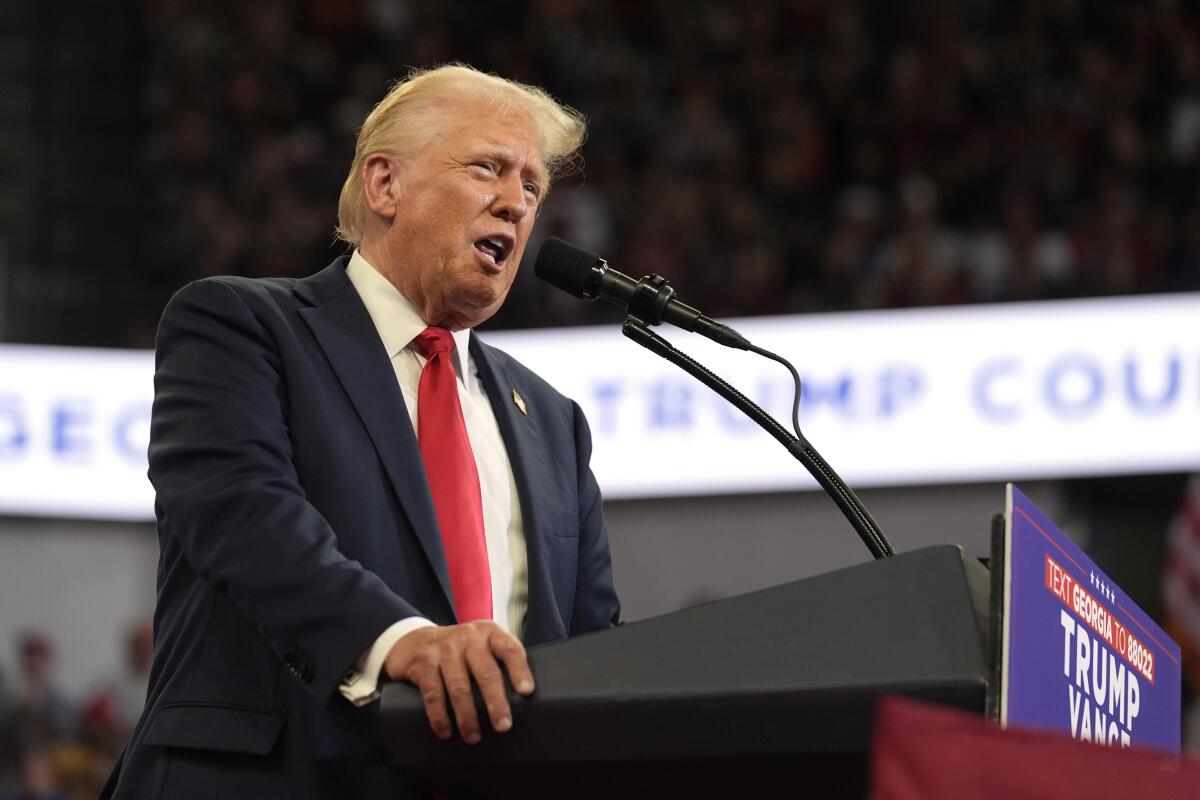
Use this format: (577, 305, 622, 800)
(474, 236, 512, 267)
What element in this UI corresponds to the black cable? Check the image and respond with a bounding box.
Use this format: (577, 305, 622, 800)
(622, 318, 895, 561)
(744, 342, 803, 441)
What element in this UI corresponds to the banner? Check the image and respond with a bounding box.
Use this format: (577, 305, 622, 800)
(0, 345, 154, 519)
(490, 292, 1200, 498)
(1000, 484, 1181, 752)
(0, 292, 1197, 519)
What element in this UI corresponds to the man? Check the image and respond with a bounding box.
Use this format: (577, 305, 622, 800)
(102, 64, 621, 800)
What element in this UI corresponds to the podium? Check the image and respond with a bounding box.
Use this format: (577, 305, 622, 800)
(380, 545, 994, 798)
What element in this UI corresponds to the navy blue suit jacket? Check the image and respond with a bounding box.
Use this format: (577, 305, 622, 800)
(103, 258, 620, 799)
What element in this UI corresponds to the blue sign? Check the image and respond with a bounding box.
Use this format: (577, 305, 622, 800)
(1001, 484, 1181, 752)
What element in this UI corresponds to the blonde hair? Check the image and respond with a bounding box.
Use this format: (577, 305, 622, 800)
(336, 63, 587, 245)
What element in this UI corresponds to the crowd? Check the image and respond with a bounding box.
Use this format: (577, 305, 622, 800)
(0, 627, 150, 800)
(136, 0, 1200, 345)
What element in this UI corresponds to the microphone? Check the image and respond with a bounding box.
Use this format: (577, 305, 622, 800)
(534, 237, 751, 350)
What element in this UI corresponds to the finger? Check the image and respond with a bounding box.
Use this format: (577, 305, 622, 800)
(465, 638, 512, 733)
(440, 651, 482, 745)
(491, 630, 535, 696)
(413, 664, 453, 741)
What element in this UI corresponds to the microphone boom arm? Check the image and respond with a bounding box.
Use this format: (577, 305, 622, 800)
(621, 316, 895, 561)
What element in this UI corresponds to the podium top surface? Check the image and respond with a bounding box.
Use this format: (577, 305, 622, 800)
(382, 544, 991, 768)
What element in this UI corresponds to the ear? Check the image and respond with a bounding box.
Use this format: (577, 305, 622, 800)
(362, 154, 401, 221)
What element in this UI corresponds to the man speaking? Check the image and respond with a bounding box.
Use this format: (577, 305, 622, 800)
(102, 64, 621, 799)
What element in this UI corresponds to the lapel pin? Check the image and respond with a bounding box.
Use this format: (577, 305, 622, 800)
(512, 389, 528, 416)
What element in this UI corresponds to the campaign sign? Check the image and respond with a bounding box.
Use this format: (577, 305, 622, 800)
(1000, 484, 1181, 752)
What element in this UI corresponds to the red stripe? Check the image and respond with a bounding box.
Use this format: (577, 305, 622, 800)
(1166, 555, 1200, 607)
(1016, 505, 1180, 666)
(1162, 476, 1200, 658)
(1184, 485, 1200, 544)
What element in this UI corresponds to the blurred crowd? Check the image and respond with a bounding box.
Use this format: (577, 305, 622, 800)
(138, 0, 1200, 342)
(0, 626, 150, 800)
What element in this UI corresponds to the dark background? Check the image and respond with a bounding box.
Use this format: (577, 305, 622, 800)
(3, 0, 1198, 347)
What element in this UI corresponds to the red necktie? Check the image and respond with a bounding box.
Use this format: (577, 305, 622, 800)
(414, 327, 492, 622)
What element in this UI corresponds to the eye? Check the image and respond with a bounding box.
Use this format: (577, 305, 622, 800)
(523, 182, 542, 201)
(470, 161, 498, 176)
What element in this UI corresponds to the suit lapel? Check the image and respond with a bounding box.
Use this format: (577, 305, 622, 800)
(470, 335, 566, 645)
(295, 260, 455, 613)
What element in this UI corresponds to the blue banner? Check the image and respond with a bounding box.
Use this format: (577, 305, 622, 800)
(1001, 484, 1181, 752)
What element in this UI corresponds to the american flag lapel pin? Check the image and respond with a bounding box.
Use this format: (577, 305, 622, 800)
(512, 388, 528, 416)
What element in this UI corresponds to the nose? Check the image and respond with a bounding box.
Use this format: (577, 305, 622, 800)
(492, 172, 530, 223)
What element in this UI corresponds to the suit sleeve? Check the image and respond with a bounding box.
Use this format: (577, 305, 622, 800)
(567, 399, 622, 635)
(149, 278, 418, 700)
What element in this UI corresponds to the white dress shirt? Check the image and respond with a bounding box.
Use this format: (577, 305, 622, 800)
(338, 250, 528, 706)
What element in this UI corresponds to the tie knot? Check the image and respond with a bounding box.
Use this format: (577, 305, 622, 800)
(415, 326, 455, 358)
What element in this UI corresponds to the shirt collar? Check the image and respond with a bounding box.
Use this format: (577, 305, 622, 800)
(345, 249, 473, 378)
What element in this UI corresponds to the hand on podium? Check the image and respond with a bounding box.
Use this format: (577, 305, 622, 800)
(385, 621, 536, 745)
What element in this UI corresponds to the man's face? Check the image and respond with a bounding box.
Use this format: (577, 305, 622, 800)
(371, 103, 548, 329)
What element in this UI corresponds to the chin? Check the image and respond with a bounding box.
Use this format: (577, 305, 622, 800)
(462, 284, 508, 315)
(445, 299, 502, 330)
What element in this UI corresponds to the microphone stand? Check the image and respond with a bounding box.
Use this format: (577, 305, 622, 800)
(621, 316, 895, 561)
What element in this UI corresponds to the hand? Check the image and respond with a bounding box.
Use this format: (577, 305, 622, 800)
(383, 621, 535, 745)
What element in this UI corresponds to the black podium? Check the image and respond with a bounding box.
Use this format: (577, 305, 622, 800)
(380, 545, 993, 798)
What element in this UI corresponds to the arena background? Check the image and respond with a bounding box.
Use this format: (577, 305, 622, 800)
(0, 1, 1197, 796)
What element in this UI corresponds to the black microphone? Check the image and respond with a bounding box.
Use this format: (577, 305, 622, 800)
(534, 237, 751, 350)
